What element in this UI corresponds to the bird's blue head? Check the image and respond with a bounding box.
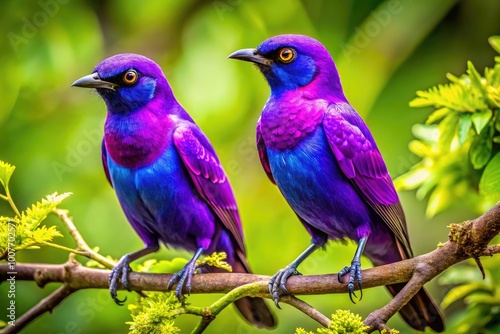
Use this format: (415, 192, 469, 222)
(229, 34, 344, 99)
(72, 53, 173, 113)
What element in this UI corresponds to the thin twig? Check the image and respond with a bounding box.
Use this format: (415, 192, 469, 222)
(280, 295, 331, 327)
(51, 208, 116, 269)
(1, 285, 76, 334)
(3, 186, 21, 218)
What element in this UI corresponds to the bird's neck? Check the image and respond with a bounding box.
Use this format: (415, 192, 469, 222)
(260, 91, 327, 150)
(104, 100, 181, 169)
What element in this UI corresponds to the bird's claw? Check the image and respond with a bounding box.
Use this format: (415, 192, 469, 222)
(167, 262, 198, 303)
(268, 266, 301, 308)
(109, 255, 132, 305)
(337, 258, 363, 303)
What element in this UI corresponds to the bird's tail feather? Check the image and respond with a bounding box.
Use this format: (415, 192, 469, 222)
(385, 283, 444, 332)
(205, 251, 276, 329)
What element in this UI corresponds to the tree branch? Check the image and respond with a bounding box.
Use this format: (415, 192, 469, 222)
(1, 285, 76, 334)
(1, 202, 499, 333)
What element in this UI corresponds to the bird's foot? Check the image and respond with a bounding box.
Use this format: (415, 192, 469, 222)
(337, 258, 363, 303)
(268, 265, 301, 308)
(167, 260, 198, 303)
(109, 254, 132, 305)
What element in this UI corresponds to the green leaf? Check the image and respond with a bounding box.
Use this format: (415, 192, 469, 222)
(22, 192, 72, 230)
(465, 293, 500, 306)
(412, 124, 439, 142)
(489, 36, 500, 54)
(0, 161, 15, 190)
(416, 174, 439, 200)
(467, 61, 487, 95)
(426, 185, 452, 217)
(408, 140, 432, 157)
(441, 282, 492, 309)
(438, 113, 459, 152)
(471, 109, 493, 134)
(394, 167, 430, 190)
(458, 113, 472, 145)
(426, 107, 450, 124)
(469, 123, 493, 169)
(479, 152, 500, 197)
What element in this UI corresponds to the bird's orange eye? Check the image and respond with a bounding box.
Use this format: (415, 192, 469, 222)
(278, 48, 295, 63)
(123, 70, 138, 85)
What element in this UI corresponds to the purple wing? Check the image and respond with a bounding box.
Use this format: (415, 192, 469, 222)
(323, 103, 412, 256)
(101, 140, 113, 187)
(256, 118, 276, 184)
(173, 124, 246, 253)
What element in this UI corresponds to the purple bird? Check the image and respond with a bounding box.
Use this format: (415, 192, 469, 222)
(72, 53, 275, 328)
(229, 35, 444, 332)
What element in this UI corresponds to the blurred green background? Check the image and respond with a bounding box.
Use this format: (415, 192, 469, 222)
(1, 0, 499, 333)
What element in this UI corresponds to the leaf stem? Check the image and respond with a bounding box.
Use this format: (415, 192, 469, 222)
(2, 185, 21, 217)
(51, 208, 116, 269)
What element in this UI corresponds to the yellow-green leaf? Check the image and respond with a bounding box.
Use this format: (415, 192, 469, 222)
(0, 161, 15, 189)
(438, 113, 459, 152)
(22, 192, 72, 230)
(426, 185, 451, 217)
(394, 167, 430, 190)
(458, 113, 472, 145)
(469, 123, 493, 169)
(479, 152, 500, 197)
(467, 61, 487, 95)
(441, 282, 492, 309)
(471, 109, 493, 134)
(489, 35, 500, 54)
(426, 107, 450, 124)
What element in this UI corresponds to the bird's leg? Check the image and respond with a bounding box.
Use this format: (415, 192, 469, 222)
(338, 237, 367, 303)
(109, 244, 159, 305)
(269, 242, 322, 308)
(167, 247, 204, 303)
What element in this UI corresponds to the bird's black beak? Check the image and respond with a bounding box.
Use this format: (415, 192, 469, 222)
(228, 48, 271, 66)
(71, 73, 117, 90)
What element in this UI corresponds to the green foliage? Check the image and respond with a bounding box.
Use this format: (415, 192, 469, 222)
(123, 252, 232, 333)
(132, 258, 188, 274)
(196, 251, 232, 272)
(0, 161, 70, 257)
(380, 329, 399, 334)
(0, 161, 15, 190)
(438, 262, 500, 333)
(295, 310, 370, 334)
(85, 247, 117, 268)
(395, 36, 500, 216)
(127, 251, 230, 275)
(127, 292, 182, 334)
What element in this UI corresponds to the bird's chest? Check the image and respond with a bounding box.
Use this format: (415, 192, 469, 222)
(104, 113, 169, 169)
(260, 98, 324, 150)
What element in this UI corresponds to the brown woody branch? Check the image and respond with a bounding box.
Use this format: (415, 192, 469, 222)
(1, 202, 499, 333)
